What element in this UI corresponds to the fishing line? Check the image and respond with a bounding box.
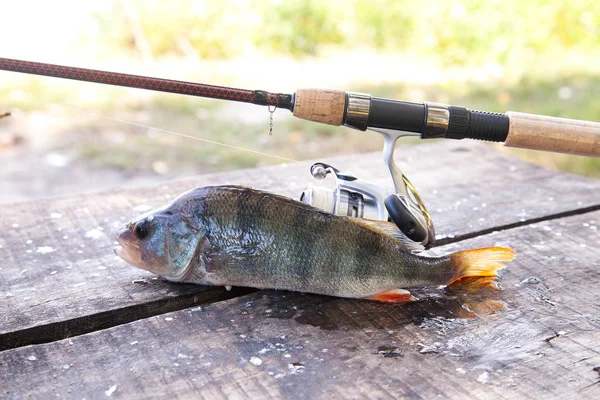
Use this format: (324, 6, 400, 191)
(31, 100, 300, 163)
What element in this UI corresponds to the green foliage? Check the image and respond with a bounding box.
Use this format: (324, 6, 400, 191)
(93, 0, 600, 65)
(258, 1, 345, 55)
(353, 0, 415, 50)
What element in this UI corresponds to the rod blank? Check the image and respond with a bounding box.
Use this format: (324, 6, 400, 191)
(0, 57, 293, 109)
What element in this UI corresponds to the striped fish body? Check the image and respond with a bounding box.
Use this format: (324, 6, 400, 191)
(116, 186, 515, 301)
(185, 186, 454, 298)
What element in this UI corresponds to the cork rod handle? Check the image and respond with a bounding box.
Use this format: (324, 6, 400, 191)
(292, 89, 346, 125)
(504, 112, 600, 157)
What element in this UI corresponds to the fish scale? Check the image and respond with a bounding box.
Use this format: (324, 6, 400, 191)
(202, 187, 409, 295)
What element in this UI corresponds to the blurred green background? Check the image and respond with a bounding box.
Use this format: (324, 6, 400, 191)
(0, 0, 599, 202)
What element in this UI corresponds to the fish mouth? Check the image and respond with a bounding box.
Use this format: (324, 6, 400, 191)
(114, 234, 144, 269)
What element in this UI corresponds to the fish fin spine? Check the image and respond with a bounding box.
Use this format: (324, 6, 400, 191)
(367, 289, 416, 303)
(449, 247, 515, 287)
(347, 218, 425, 254)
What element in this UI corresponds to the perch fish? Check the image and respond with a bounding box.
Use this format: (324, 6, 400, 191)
(115, 185, 515, 302)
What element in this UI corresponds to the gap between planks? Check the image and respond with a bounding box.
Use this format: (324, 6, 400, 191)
(1, 202, 599, 353)
(0, 287, 255, 352)
(434, 203, 600, 246)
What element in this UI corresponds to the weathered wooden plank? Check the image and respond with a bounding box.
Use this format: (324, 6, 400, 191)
(1, 141, 600, 347)
(2, 210, 599, 399)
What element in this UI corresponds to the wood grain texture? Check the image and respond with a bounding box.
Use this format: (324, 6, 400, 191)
(2, 210, 599, 399)
(292, 89, 346, 125)
(505, 111, 600, 157)
(2, 141, 600, 348)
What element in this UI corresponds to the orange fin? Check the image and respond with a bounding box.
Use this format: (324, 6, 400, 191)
(449, 247, 516, 287)
(367, 289, 416, 303)
(448, 276, 500, 292)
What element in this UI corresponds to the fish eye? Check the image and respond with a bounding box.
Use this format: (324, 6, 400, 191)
(134, 220, 150, 240)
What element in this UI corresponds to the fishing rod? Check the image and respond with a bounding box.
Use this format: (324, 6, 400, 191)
(1, 57, 599, 157)
(1, 57, 599, 248)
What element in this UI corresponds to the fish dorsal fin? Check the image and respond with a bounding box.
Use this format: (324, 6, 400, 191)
(347, 218, 425, 254)
(217, 185, 335, 215)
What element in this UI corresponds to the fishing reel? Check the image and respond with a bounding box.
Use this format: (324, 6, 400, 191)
(300, 129, 435, 247)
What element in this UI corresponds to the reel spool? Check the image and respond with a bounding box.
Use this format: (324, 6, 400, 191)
(300, 163, 388, 220)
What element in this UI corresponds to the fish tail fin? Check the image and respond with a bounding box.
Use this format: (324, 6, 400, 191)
(448, 247, 515, 289)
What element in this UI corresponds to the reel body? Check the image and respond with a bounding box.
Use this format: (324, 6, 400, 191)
(300, 128, 435, 247)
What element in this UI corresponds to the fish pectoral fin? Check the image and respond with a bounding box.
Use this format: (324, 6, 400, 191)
(347, 218, 425, 254)
(203, 244, 268, 273)
(366, 289, 416, 303)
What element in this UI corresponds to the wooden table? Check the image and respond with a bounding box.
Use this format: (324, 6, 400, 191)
(1, 141, 599, 399)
